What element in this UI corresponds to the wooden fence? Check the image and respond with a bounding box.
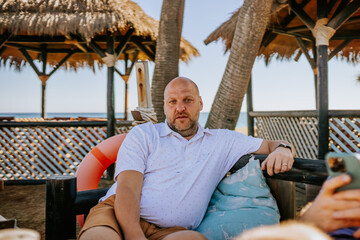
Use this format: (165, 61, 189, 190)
(250, 110, 360, 159)
(0, 120, 132, 181)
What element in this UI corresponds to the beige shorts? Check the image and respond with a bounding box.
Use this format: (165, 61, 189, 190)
(78, 195, 187, 240)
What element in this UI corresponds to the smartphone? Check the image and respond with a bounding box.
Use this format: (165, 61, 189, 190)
(325, 152, 360, 192)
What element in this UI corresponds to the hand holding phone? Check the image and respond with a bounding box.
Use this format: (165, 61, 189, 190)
(325, 152, 360, 192)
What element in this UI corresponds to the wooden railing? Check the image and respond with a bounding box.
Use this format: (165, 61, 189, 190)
(249, 110, 360, 158)
(0, 120, 132, 181)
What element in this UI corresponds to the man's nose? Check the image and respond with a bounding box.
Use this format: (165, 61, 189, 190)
(175, 103, 186, 112)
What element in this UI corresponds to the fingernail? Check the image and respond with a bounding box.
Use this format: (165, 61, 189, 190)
(342, 175, 351, 181)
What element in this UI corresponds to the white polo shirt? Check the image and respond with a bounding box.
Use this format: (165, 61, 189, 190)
(101, 122, 263, 229)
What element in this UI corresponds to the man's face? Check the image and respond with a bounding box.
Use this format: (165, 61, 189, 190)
(164, 78, 203, 138)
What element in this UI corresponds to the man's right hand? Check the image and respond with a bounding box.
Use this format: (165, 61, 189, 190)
(299, 174, 360, 236)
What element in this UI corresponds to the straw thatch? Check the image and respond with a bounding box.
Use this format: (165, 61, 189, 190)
(0, 0, 199, 69)
(204, 0, 360, 64)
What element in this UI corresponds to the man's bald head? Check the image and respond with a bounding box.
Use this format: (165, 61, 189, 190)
(164, 77, 200, 99)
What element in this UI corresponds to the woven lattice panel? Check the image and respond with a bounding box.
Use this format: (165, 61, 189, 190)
(255, 116, 318, 159)
(0, 125, 131, 180)
(329, 117, 360, 153)
(255, 116, 360, 159)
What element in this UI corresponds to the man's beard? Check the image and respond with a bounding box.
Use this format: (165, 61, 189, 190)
(169, 119, 198, 138)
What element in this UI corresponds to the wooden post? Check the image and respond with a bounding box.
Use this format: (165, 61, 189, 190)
(317, 45, 329, 160)
(266, 179, 296, 221)
(124, 80, 129, 120)
(106, 32, 115, 180)
(316, 0, 329, 161)
(41, 48, 47, 119)
(124, 54, 129, 120)
(306, 0, 329, 202)
(246, 75, 254, 136)
(41, 82, 46, 118)
(135, 62, 151, 108)
(46, 176, 76, 240)
(106, 32, 116, 138)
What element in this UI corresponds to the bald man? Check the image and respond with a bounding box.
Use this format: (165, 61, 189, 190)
(79, 77, 295, 240)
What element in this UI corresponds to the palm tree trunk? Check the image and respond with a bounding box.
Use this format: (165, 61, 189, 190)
(151, 0, 185, 122)
(206, 0, 272, 130)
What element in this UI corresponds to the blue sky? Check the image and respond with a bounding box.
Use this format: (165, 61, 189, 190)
(1, 0, 359, 113)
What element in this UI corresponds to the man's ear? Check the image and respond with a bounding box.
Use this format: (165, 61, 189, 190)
(199, 96, 203, 111)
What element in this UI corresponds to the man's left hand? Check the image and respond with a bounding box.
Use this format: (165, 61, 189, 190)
(261, 147, 294, 176)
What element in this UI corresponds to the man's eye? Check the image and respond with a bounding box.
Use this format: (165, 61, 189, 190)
(169, 100, 176, 104)
(185, 99, 192, 102)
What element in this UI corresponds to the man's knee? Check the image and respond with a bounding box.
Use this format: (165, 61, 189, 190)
(163, 230, 207, 240)
(79, 226, 122, 240)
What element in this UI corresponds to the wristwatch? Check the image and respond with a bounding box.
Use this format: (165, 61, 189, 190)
(276, 143, 292, 152)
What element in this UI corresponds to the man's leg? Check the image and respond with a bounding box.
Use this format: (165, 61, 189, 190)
(162, 230, 207, 240)
(79, 226, 122, 240)
(78, 195, 123, 239)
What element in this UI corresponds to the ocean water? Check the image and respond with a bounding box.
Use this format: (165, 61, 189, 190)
(0, 112, 248, 128)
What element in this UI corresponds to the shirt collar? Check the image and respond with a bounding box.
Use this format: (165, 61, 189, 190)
(159, 120, 213, 138)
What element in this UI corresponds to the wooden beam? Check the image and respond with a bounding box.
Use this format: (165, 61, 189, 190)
(328, 39, 352, 61)
(346, 15, 360, 25)
(272, 28, 314, 41)
(327, 0, 339, 15)
(88, 39, 106, 58)
(328, 0, 360, 30)
(48, 52, 74, 77)
(285, 15, 360, 34)
(294, 50, 302, 61)
(289, 0, 315, 29)
(7, 34, 154, 44)
(0, 31, 12, 48)
(261, 0, 311, 48)
(132, 39, 155, 61)
(331, 34, 360, 40)
(5, 43, 85, 54)
(8, 35, 66, 43)
(149, 45, 156, 55)
(126, 50, 139, 75)
(6, 43, 41, 52)
(331, 0, 350, 18)
(261, 31, 277, 48)
(19, 48, 41, 76)
(282, 0, 311, 28)
(115, 28, 134, 56)
(114, 68, 124, 76)
(295, 37, 315, 68)
(317, 0, 328, 19)
(0, 46, 6, 56)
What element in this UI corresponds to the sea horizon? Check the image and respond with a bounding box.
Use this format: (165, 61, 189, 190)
(0, 112, 248, 128)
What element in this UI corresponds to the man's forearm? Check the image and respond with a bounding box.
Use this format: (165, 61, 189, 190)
(115, 184, 146, 239)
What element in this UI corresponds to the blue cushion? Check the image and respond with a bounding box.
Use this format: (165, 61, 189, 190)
(196, 157, 280, 240)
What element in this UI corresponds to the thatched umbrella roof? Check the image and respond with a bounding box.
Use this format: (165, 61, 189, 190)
(0, 0, 199, 69)
(204, 0, 360, 64)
